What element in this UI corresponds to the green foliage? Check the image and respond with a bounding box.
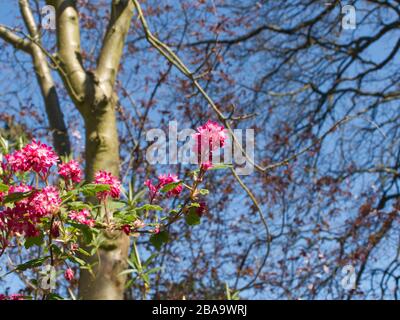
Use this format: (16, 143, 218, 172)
(150, 231, 169, 250)
(185, 208, 201, 226)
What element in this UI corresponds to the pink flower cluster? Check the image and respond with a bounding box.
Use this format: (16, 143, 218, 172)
(94, 170, 121, 200)
(64, 268, 74, 282)
(144, 173, 182, 200)
(29, 186, 62, 217)
(192, 120, 227, 170)
(0, 294, 24, 300)
(0, 185, 61, 238)
(58, 160, 82, 184)
(68, 209, 95, 227)
(4, 140, 59, 175)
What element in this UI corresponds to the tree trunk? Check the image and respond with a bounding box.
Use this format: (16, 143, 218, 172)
(78, 98, 130, 300)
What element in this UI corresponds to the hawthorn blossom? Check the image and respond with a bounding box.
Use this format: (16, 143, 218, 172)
(68, 209, 95, 227)
(94, 170, 121, 200)
(58, 160, 82, 183)
(64, 268, 74, 282)
(22, 140, 59, 174)
(192, 120, 227, 170)
(28, 186, 61, 217)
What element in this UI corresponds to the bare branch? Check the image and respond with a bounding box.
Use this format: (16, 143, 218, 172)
(18, 0, 71, 155)
(96, 0, 134, 96)
(47, 0, 87, 102)
(0, 24, 31, 52)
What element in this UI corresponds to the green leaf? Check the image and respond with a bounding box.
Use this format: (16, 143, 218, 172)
(160, 181, 182, 193)
(143, 253, 158, 267)
(136, 204, 163, 212)
(77, 247, 91, 257)
(108, 200, 126, 210)
(208, 163, 233, 170)
(24, 234, 44, 249)
(146, 267, 162, 275)
(3, 191, 34, 204)
(119, 269, 138, 277)
(185, 208, 201, 226)
(16, 256, 49, 271)
(67, 201, 92, 210)
(150, 231, 169, 250)
(47, 293, 64, 300)
(199, 189, 209, 195)
(0, 183, 9, 192)
(0, 135, 9, 153)
(69, 222, 95, 243)
(68, 254, 86, 266)
(80, 184, 110, 196)
(114, 210, 138, 223)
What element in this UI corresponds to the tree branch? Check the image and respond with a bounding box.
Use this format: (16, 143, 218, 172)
(0, 24, 31, 52)
(19, 0, 71, 155)
(47, 0, 87, 103)
(96, 0, 134, 96)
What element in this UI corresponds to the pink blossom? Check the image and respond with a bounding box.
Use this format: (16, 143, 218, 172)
(196, 202, 207, 217)
(28, 186, 61, 217)
(144, 173, 182, 199)
(8, 184, 33, 206)
(121, 224, 131, 235)
(50, 221, 61, 238)
(153, 226, 160, 234)
(144, 179, 157, 199)
(68, 209, 95, 227)
(0, 294, 24, 300)
(4, 150, 29, 172)
(0, 207, 39, 237)
(94, 170, 121, 200)
(64, 268, 74, 282)
(21, 140, 59, 174)
(200, 161, 213, 171)
(9, 184, 32, 194)
(192, 120, 227, 169)
(132, 219, 145, 229)
(158, 174, 182, 197)
(58, 160, 82, 183)
(121, 219, 145, 235)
